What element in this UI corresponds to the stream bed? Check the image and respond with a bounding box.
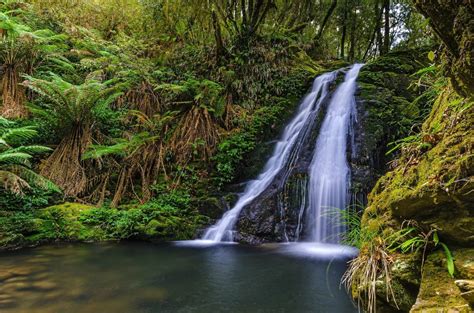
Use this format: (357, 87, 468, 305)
(0, 242, 357, 313)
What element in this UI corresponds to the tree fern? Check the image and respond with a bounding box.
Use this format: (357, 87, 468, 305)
(0, 117, 59, 194)
(23, 73, 123, 197)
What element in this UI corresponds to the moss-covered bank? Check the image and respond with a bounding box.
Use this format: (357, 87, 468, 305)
(349, 2, 474, 310)
(350, 3, 474, 309)
(351, 49, 431, 205)
(0, 195, 208, 251)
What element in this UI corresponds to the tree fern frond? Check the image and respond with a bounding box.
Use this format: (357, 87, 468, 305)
(82, 141, 131, 160)
(10, 165, 61, 193)
(0, 116, 14, 128)
(0, 151, 32, 166)
(0, 169, 30, 195)
(1, 126, 38, 143)
(8, 145, 52, 155)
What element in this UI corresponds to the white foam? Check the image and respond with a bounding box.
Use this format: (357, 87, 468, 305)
(272, 242, 359, 259)
(173, 240, 238, 248)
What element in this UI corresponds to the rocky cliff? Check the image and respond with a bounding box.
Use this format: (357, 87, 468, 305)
(351, 2, 474, 312)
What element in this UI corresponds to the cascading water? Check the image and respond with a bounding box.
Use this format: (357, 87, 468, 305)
(304, 63, 364, 243)
(202, 71, 338, 242)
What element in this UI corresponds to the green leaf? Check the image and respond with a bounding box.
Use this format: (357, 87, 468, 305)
(428, 51, 435, 62)
(433, 231, 439, 245)
(439, 242, 455, 277)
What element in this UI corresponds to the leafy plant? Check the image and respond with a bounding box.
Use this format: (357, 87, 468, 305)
(0, 8, 69, 118)
(156, 77, 225, 164)
(24, 74, 123, 196)
(433, 231, 455, 277)
(0, 116, 58, 194)
(342, 217, 457, 313)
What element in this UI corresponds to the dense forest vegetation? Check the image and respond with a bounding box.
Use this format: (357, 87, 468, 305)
(0, 0, 472, 312)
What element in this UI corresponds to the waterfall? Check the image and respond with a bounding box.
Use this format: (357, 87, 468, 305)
(202, 71, 338, 242)
(305, 63, 364, 243)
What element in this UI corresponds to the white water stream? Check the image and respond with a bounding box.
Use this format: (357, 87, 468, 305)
(305, 64, 364, 243)
(203, 64, 363, 243)
(202, 71, 338, 242)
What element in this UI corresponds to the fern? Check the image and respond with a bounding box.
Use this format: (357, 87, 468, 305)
(0, 118, 59, 194)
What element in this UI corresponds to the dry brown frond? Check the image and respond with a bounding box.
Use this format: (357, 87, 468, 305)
(116, 81, 162, 116)
(0, 170, 30, 194)
(342, 237, 398, 313)
(170, 106, 220, 164)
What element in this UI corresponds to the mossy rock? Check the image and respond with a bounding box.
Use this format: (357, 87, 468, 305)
(0, 200, 208, 250)
(36, 202, 107, 242)
(410, 250, 471, 313)
(364, 87, 474, 245)
(454, 249, 474, 280)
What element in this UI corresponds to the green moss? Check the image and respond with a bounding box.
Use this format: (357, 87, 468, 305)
(0, 199, 209, 251)
(352, 45, 473, 311)
(364, 87, 473, 245)
(411, 251, 471, 312)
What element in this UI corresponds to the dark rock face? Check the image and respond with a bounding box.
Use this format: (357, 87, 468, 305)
(235, 173, 309, 244)
(233, 52, 428, 245)
(235, 76, 337, 244)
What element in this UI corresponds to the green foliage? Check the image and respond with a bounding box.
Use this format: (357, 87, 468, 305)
(25, 74, 124, 136)
(0, 116, 59, 194)
(0, 186, 59, 211)
(156, 77, 225, 117)
(385, 223, 455, 277)
(433, 232, 455, 277)
(212, 98, 290, 187)
(330, 206, 365, 248)
(0, 192, 208, 249)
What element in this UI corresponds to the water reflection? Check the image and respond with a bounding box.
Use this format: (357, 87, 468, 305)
(0, 243, 357, 313)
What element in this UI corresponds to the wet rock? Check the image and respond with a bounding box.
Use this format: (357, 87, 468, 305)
(371, 253, 421, 312)
(42, 290, 63, 301)
(10, 265, 39, 276)
(0, 294, 13, 300)
(5, 276, 29, 284)
(11, 281, 32, 291)
(0, 298, 16, 308)
(233, 76, 340, 244)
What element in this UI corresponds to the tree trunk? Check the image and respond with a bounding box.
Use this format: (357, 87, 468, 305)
(363, 0, 383, 59)
(413, 1, 473, 97)
(349, 4, 357, 62)
(382, 0, 390, 54)
(316, 0, 338, 40)
(340, 0, 347, 59)
(212, 10, 227, 59)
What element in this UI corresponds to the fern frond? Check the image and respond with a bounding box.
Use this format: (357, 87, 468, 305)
(1, 126, 38, 143)
(0, 151, 32, 166)
(0, 169, 30, 194)
(10, 165, 61, 193)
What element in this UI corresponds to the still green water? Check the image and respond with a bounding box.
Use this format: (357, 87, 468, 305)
(0, 242, 357, 313)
